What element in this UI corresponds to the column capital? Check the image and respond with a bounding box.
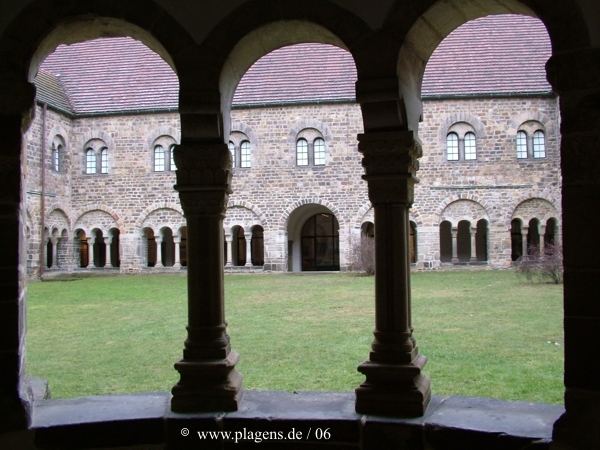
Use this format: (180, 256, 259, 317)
(173, 141, 232, 189)
(103, 237, 112, 245)
(174, 142, 231, 216)
(358, 131, 421, 205)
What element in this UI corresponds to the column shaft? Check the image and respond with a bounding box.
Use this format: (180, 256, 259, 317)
(155, 237, 163, 268)
(174, 238, 181, 268)
(104, 238, 112, 268)
(245, 236, 252, 267)
(470, 227, 477, 262)
(171, 141, 241, 412)
(521, 227, 529, 258)
(51, 239, 58, 268)
(87, 238, 95, 268)
(225, 236, 233, 266)
(451, 228, 459, 263)
(355, 130, 430, 417)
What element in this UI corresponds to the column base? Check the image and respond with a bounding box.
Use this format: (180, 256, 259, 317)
(355, 354, 431, 417)
(171, 351, 243, 412)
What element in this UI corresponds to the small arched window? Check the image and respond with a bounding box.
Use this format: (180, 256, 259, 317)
(313, 138, 326, 165)
(296, 138, 308, 166)
(240, 140, 251, 168)
(516, 131, 528, 159)
(446, 132, 459, 161)
(100, 148, 109, 174)
(533, 130, 546, 158)
(464, 132, 476, 160)
(51, 145, 61, 172)
(228, 141, 236, 168)
(85, 148, 96, 174)
(154, 145, 165, 171)
(170, 145, 177, 171)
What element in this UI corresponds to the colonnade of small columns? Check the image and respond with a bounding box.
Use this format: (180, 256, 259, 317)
(510, 217, 559, 261)
(440, 219, 488, 264)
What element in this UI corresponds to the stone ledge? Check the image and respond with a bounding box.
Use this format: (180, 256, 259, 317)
(30, 391, 563, 449)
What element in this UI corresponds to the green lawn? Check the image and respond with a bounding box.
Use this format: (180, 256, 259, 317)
(26, 270, 564, 403)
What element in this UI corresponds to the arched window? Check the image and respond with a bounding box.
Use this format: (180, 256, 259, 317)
(100, 148, 109, 174)
(85, 148, 96, 174)
(154, 145, 165, 171)
(228, 141, 236, 168)
(533, 130, 546, 158)
(51, 145, 61, 172)
(516, 131, 528, 159)
(240, 141, 251, 168)
(170, 145, 177, 171)
(464, 132, 476, 160)
(313, 138, 326, 165)
(296, 138, 308, 166)
(446, 132, 459, 161)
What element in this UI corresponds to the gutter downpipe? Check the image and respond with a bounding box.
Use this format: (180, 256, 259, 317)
(38, 103, 47, 278)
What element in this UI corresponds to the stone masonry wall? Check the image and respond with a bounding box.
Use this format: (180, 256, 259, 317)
(23, 95, 561, 274)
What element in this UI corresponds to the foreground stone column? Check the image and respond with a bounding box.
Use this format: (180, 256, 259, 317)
(171, 141, 242, 412)
(539, 224, 546, 256)
(547, 47, 600, 450)
(355, 131, 431, 417)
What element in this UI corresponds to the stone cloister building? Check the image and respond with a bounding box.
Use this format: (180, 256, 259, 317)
(1, 1, 599, 449)
(25, 15, 560, 276)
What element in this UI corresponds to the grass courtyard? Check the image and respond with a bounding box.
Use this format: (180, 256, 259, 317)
(26, 270, 564, 403)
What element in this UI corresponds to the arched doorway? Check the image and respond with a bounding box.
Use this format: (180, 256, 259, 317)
(301, 213, 339, 271)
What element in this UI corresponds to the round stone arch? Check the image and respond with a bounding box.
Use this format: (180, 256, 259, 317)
(135, 202, 184, 229)
(139, 207, 185, 235)
(437, 112, 486, 145)
(80, 130, 115, 153)
(47, 125, 70, 150)
(508, 111, 554, 136)
(394, 0, 590, 134)
(287, 119, 333, 147)
(230, 121, 259, 148)
(512, 197, 559, 225)
(225, 201, 268, 228)
(146, 126, 181, 150)
(74, 208, 121, 236)
(439, 198, 490, 225)
(284, 202, 342, 272)
(224, 206, 263, 235)
(214, 4, 367, 138)
(279, 198, 344, 232)
(46, 208, 71, 232)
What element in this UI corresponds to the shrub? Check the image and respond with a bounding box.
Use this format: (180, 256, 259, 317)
(515, 243, 563, 284)
(349, 235, 375, 275)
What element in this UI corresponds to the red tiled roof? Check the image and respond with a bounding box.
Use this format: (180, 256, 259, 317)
(36, 14, 552, 114)
(39, 38, 179, 114)
(422, 15, 552, 97)
(232, 43, 356, 105)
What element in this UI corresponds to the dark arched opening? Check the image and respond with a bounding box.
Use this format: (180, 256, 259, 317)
(301, 213, 339, 271)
